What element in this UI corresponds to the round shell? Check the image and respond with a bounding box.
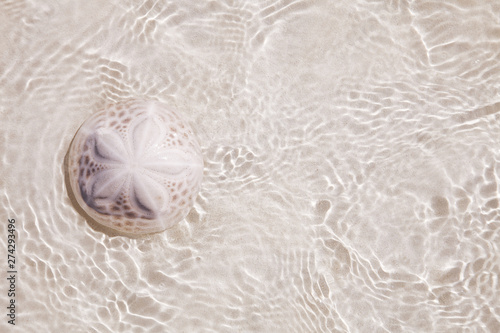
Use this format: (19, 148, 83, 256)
(67, 100, 203, 234)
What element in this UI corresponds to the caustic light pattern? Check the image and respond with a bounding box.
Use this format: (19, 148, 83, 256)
(67, 100, 203, 234)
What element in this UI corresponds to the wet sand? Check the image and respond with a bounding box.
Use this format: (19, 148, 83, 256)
(1, 0, 499, 332)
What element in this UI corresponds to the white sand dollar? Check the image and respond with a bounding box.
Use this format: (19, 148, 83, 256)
(67, 100, 203, 234)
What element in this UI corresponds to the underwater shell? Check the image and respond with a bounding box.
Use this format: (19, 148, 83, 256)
(67, 100, 203, 235)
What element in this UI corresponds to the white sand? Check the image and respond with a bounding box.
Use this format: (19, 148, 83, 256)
(1, 0, 499, 332)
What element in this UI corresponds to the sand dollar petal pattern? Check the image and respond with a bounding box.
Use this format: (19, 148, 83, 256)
(67, 99, 203, 235)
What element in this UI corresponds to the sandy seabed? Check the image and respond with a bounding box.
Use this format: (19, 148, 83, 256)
(1, 0, 499, 332)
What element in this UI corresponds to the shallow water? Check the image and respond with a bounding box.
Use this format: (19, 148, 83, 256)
(1, 0, 500, 332)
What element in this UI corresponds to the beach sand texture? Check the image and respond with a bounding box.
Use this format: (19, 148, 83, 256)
(1, 0, 499, 332)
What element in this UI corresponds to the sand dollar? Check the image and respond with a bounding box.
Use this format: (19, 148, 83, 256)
(67, 100, 203, 234)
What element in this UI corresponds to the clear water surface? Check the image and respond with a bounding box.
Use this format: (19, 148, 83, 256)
(0, 0, 499, 332)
